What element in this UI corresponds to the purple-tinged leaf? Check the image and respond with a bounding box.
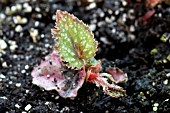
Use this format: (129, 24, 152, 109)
(31, 51, 86, 99)
(86, 63, 126, 98)
(105, 67, 128, 84)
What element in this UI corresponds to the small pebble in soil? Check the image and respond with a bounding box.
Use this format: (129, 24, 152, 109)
(34, 21, 39, 27)
(5, 7, 10, 15)
(115, 10, 119, 15)
(36, 13, 42, 19)
(15, 104, 21, 108)
(108, 9, 113, 15)
(163, 79, 168, 85)
(122, 13, 127, 22)
(105, 110, 109, 113)
(35, 7, 41, 12)
(167, 54, 170, 61)
(150, 48, 158, 55)
(13, 16, 28, 24)
(164, 99, 169, 102)
(128, 9, 135, 20)
(86, 3, 96, 10)
(153, 106, 158, 111)
(9, 81, 13, 84)
(60, 106, 70, 113)
(45, 43, 50, 48)
(100, 37, 112, 45)
(21, 70, 26, 74)
(25, 104, 32, 111)
(154, 103, 159, 107)
(111, 28, 116, 33)
(158, 13, 162, 17)
(97, 21, 105, 27)
(98, 10, 104, 17)
(89, 24, 96, 31)
(26, 90, 29, 93)
(153, 103, 159, 112)
(0, 39, 7, 50)
(52, 14, 56, 20)
(128, 34, 135, 40)
(15, 25, 23, 32)
(10, 44, 18, 52)
(11, 5, 17, 14)
(166, 73, 170, 77)
(152, 82, 156, 86)
(15, 4, 22, 11)
(25, 65, 29, 70)
(13, 55, 17, 59)
(129, 25, 135, 32)
(163, 59, 167, 63)
(41, 34, 45, 38)
(45, 101, 49, 105)
(160, 33, 170, 43)
(23, 3, 32, 13)
(55, 96, 59, 100)
(2, 62, 8, 67)
(16, 83, 21, 87)
(121, 0, 127, 6)
(0, 13, 6, 21)
(29, 28, 38, 43)
(105, 17, 112, 23)
(0, 96, 7, 100)
(0, 74, 6, 79)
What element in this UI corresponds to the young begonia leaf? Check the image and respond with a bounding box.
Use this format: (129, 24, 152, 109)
(105, 67, 128, 84)
(31, 10, 128, 99)
(31, 51, 86, 99)
(92, 75, 126, 98)
(86, 63, 127, 98)
(51, 10, 98, 69)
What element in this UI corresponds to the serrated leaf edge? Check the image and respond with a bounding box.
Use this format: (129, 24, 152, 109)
(51, 10, 98, 70)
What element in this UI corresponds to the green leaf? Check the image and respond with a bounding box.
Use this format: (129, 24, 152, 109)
(51, 10, 98, 69)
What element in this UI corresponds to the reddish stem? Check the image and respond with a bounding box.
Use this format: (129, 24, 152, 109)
(142, 10, 155, 25)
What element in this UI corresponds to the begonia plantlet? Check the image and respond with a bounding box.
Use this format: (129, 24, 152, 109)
(146, 0, 170, 8)
(31, 10, 128, 99)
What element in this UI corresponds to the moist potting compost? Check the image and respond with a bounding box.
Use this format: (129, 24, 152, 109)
(0, 0, 170, 113)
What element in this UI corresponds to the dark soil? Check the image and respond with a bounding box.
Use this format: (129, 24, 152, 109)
(0, 0, 170, 113)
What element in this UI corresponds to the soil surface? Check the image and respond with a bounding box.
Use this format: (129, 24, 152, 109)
(0, 0, 170, 113)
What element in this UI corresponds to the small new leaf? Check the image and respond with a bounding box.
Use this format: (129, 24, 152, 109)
(52, 10, 98, 69)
